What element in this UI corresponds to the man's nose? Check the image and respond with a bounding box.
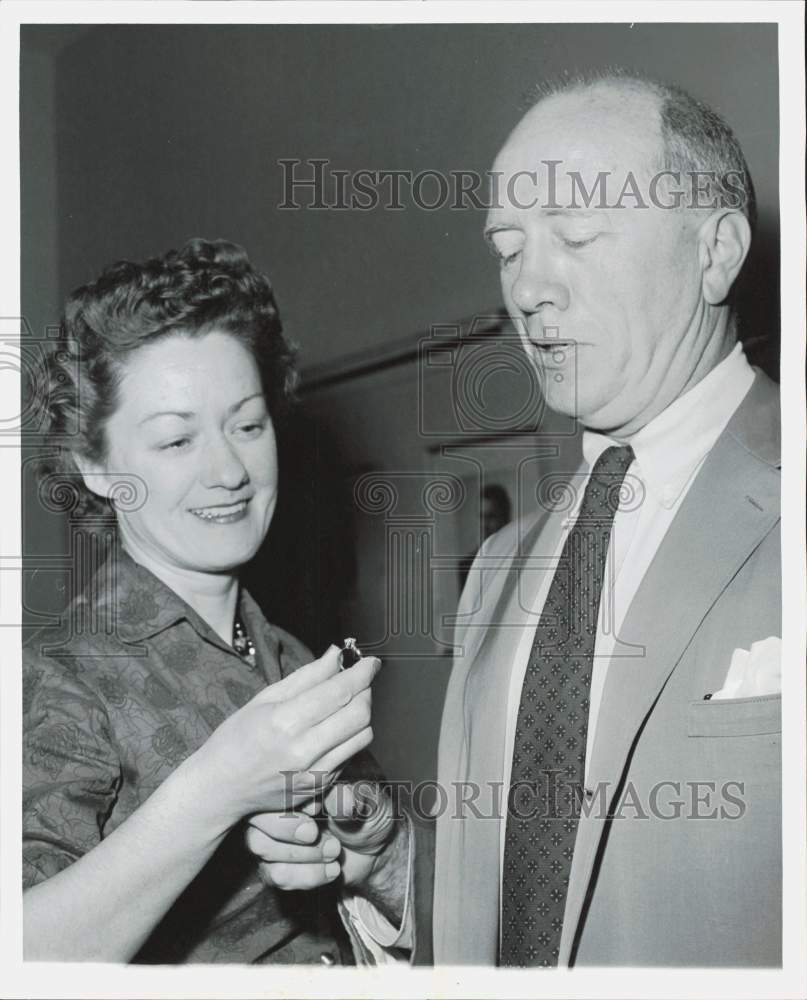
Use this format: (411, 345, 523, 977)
(201, 435, 249, 490)
(509, 254, 570, 314)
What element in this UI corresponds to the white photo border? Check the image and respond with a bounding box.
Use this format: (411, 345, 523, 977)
(1, 3, 804, 998)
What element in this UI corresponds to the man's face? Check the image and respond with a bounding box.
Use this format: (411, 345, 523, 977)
(485, 89, 709, 437)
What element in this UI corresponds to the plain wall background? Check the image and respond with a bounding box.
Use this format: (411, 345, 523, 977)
(23, 23, 779, 363)
(21, 22, 780, 785)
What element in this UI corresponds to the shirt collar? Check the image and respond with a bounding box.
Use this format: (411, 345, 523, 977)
(582, 343, 756, 509)
(89, 539, 246, 651)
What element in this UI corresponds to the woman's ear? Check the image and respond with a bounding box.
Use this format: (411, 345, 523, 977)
(72, 452, 112, 500)
(697, 209, 752, 305)
(72, 453, 147, 511)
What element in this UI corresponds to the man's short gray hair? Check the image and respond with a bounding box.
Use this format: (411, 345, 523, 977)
(526, 68, 757, 230)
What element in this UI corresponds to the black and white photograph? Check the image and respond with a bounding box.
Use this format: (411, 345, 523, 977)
(2, 2, 805, 997)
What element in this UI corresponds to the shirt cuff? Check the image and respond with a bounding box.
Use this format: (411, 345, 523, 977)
(338, 815, 414, 963)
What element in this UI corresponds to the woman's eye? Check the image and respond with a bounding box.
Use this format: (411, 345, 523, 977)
(161, 437, 191, 451)
(235, 421, 266, 437)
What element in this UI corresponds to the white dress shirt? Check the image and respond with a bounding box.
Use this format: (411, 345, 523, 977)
(500, 342, 755, 869)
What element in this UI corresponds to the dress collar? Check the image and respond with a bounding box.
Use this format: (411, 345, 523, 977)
(87, 539, 257, 653)
(582, 343, 755, 509)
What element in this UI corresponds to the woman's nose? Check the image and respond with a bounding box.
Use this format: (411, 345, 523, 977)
(201, 436, 249, 490)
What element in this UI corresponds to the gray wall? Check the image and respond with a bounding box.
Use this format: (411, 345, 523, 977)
(23, 23, 779, 362)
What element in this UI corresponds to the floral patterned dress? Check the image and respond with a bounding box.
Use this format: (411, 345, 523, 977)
(23, 543, 352, 964)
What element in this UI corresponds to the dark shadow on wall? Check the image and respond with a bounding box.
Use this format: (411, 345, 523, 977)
(735, 217, 780, 381)
(244, 409, 357, 656)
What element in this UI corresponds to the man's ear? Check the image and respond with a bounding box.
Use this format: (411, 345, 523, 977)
(72, 452, 112, 500)
(697, 209, 752, 305)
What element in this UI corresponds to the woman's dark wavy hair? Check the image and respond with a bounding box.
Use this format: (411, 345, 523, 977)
(39, 238, 298, 516)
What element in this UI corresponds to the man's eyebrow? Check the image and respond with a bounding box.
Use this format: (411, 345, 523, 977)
(484, 209, 599, 239)
(138, 393, 264, 426)
(543, 208, 599, 219)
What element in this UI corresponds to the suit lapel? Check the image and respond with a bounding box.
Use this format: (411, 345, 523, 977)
(558, 374, 780, 963)
(434, 503, 570, 963)
(456, 507, 566, 823)
(453, 506, 559, 668)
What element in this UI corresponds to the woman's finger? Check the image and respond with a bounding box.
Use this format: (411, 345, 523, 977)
(310, 726, 374, 777)
(287, 660, 379, 735)
(248, 810, 319, 844)
(245, 826, 341, 864)
(250, 646, 342, 705)
(292, 689, 372, 771)
(258, 860, 341, 891)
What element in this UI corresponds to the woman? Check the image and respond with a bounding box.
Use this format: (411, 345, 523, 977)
(23, 239, 391, 963)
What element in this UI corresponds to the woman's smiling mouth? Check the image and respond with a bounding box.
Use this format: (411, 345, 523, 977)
(188, 499, 250, 523)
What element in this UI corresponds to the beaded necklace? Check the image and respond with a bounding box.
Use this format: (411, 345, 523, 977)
(232, 613, 257, 668)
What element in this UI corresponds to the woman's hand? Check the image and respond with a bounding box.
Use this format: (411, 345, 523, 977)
(246, 799, 345, 889)
(246, 783, 410, 927)
(187, 646, 380, 826)
(246, 783, 397, 890)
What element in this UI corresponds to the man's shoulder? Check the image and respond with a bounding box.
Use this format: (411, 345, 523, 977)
(723, 368, 780, 471)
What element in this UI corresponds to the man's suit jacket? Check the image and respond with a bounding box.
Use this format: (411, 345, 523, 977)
(427, 370, 781, 966)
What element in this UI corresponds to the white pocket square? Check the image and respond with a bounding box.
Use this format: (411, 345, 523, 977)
(711, 636, 781, 700)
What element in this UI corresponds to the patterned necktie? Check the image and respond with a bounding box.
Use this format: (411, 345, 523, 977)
(499, 444, 635, 967)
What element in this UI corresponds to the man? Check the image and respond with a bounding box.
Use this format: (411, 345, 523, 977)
(434, 71, 780, 967)
(247, 71, 781, 968)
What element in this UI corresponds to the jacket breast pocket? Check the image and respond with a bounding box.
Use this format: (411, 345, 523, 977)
(687, 694, 781, 737)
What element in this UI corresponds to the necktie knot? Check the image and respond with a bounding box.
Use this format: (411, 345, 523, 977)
(592, 443, 635, 475)
(584, 444, 635, 516)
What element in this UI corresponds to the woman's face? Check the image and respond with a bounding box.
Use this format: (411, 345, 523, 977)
(85, 330, 279, 575)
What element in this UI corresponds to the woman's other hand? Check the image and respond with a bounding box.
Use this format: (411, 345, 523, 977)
(246, 800, 345, 889)
(246, 782, 398, 890)
(188, 647, 380, 824)
(246, 783, 410, 928)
